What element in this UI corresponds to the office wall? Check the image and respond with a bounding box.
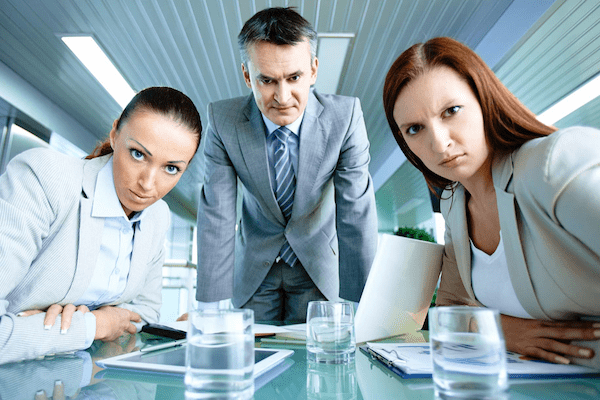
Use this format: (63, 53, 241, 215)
(0, 60, 97, 153)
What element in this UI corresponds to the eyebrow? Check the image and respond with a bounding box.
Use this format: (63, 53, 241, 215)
(257, 70, 304, 81)
(129, 139, 187, 165)
(398, 121, 416, 131)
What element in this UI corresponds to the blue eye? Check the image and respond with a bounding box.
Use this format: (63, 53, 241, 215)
(405, 125, 423, 135)
(289, 75, 300, 81)
(260, 79, 272, 85)
(443, 106, 461, 117)
(130, 149, 144, 160)
(165, 165, 180, 175)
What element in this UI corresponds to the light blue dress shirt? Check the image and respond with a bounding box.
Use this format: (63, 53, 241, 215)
(76, 158, 147, 346)
(262, 112, 304, 192)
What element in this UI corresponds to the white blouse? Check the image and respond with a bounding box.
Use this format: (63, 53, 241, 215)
(471, 233, 533, 319)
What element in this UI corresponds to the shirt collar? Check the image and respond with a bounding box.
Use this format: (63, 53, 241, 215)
(91, 157, 146, 225)
(262, 111, 304, 137)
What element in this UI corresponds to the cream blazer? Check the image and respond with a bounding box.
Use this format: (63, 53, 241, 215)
(437, 127, 600, 320)
(0, 149, 170, 364)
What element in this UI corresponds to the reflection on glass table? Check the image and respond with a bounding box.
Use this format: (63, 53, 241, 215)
(3, 331, 600, 400)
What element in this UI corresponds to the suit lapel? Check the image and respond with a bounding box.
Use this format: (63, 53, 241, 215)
(62, 156, 107, 303)
(493, 155, 548, 319)
(295, 92, 326, 219)
(450, 186, 478, 302)
(238, 96, 285, 224)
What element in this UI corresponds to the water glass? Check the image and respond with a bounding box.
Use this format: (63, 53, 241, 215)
(428, 306, 508, 399)
(306, 301, 356, 364)
(307, 360, 357, 399)
(185, 309, 254, 400)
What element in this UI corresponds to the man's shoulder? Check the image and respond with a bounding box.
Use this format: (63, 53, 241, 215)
(313, 91, 358, 109)
(209, 95, 252, 116)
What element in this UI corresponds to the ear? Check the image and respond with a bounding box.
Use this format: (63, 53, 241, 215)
(242, 63, 252, 89)
(109, 119, 119, 149)
(309, 57, 319, 85)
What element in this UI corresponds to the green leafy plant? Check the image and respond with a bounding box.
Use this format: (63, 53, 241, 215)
(393, 226, 436, 243)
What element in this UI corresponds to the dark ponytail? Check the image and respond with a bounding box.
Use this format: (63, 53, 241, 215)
(86, 86, 202, 159)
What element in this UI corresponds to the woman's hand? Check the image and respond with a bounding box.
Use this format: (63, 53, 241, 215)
(18, 304, 90, 333)
(176, 313, 188, 321)
(92, 306, 141, 342)
(501, 314, 600, 364)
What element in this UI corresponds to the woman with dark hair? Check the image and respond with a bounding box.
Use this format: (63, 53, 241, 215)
(0, 86, 201, 364)
(383, 37, 600, 365)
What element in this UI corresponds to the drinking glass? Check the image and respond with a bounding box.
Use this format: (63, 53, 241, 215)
(428, 306, 508, 399)
(306, 301, 356, 364)
(185, 309, 254, 400)
(307, 360, 357, 399)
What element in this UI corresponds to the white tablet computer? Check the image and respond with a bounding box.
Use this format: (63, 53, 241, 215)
(96, 341, 294, 378)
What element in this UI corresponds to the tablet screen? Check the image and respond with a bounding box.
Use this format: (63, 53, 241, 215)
(96, 343, 294, 378)
(123, 346, 276, 366)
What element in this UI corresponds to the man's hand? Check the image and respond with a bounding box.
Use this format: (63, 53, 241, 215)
(501, 314, 600, 364)
(91, 306, 141, 342)
(18, 304, 91, 333)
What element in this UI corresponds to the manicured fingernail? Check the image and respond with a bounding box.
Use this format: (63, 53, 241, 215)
(16, 312, 25, 317)
(579, 349, 592, 357)
(60, 328, 68, 334)
(44, 325, 52, 330)
(55, 380, 63, 386)
(594, 330, 600, 338)
(593, 323, 600, 328)
(555, 356, 570, 364)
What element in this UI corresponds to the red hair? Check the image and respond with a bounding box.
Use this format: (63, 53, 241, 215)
(383, 37, 556, 193)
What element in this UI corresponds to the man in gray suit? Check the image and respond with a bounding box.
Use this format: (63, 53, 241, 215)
(196, 7, 378, 323)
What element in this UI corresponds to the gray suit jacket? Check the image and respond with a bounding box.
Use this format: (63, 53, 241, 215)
(437, 127, 600, 320)
(0, 148, 169, 364)
(196, 89, 378, 306)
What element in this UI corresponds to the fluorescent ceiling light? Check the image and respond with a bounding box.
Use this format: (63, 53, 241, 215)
(314, 33, 354, 94)
(537, 72, 600, 125)
(61, 36, 135, 108)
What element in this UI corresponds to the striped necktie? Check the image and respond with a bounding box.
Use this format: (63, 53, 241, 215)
(272, 126, 297, 267)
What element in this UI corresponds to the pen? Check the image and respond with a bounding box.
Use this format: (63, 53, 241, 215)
(260, 338, 306, 345)
(140, 339, 187, 353)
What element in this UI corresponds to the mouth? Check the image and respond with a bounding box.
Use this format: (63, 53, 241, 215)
(273, 105, 295, 112)
(130, 190, 152, 201)
(439, 154, 464, 166)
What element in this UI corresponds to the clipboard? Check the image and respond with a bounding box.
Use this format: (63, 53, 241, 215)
(361, 343, 600, 380)
(359, 345, 431, 379)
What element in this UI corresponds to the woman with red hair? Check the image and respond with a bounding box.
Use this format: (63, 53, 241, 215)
(383, 37, 600, 366)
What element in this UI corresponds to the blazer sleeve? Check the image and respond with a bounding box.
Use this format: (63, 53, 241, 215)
(524, 127, 600, 266)
(196, 102, 239, 301)
(0, 151, 88, 364)
(333, 98, 378, 302)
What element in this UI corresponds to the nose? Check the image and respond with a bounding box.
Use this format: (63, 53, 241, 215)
(274, 82, 291, 105)
(430, 122, 452, 153)
(138, 167, 157, 192)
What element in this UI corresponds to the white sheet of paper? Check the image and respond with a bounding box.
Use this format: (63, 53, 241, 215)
(160, 320, 293, 335)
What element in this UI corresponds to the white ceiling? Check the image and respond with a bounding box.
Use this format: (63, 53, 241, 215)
(0, 0, 598, 224)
